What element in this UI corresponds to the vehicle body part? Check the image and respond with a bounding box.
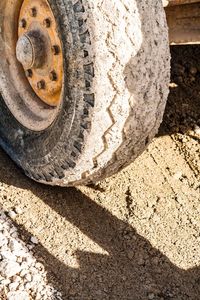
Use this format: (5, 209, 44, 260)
(164, 0, 200, 6)
(165, 0, 200, 44)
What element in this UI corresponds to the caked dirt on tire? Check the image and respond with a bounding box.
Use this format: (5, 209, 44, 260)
(0, 46, 199, 299)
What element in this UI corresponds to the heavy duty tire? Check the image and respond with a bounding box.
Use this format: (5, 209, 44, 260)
(0, 0, 170, 186)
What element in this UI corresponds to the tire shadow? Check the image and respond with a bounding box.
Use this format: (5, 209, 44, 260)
(0, 149, 199, 300)
(159, 45, 200, 137)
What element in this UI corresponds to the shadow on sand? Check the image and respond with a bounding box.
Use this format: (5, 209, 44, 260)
(0, 146, 199, 299)
(159, 45, 200, 138)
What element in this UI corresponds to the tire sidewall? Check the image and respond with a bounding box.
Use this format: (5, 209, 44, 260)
(0, 0, 91, 179)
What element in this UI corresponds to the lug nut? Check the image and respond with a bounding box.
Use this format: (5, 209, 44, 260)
(49, 71, 57, 81)
(37, 80, 46, 90)
(30, 7, 37, 17)
(43, 18, 51, 28)
(25, 69, 33, 78)
(52, 45, 60, 55)
(19, 19, 27, 29)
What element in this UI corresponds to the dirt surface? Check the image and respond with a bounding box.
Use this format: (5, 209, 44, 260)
(0, 46, 200, 300)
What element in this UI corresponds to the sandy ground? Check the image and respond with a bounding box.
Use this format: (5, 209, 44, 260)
(0, 46, 200, 300)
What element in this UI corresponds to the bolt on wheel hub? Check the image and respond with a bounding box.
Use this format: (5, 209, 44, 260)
(17, 0, 63, 106)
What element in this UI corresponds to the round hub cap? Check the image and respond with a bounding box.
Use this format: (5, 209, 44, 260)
(16, 35, 34, 69)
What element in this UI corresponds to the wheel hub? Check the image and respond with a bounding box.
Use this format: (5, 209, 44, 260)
(17, 0, 63, 106)
(16, 31, 46, 69)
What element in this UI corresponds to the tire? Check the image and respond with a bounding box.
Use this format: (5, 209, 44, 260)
(0, 0, 170, 186)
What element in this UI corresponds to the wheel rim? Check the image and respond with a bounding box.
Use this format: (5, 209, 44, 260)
(0, 0, 64, 131)
(17, 0, 63, 106)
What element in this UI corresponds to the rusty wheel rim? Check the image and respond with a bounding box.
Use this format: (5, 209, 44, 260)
(0, 0, 65, 131)
(17, 0, 63, 107)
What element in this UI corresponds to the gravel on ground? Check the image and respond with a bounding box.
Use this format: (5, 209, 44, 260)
(0, 210, 62, 300)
